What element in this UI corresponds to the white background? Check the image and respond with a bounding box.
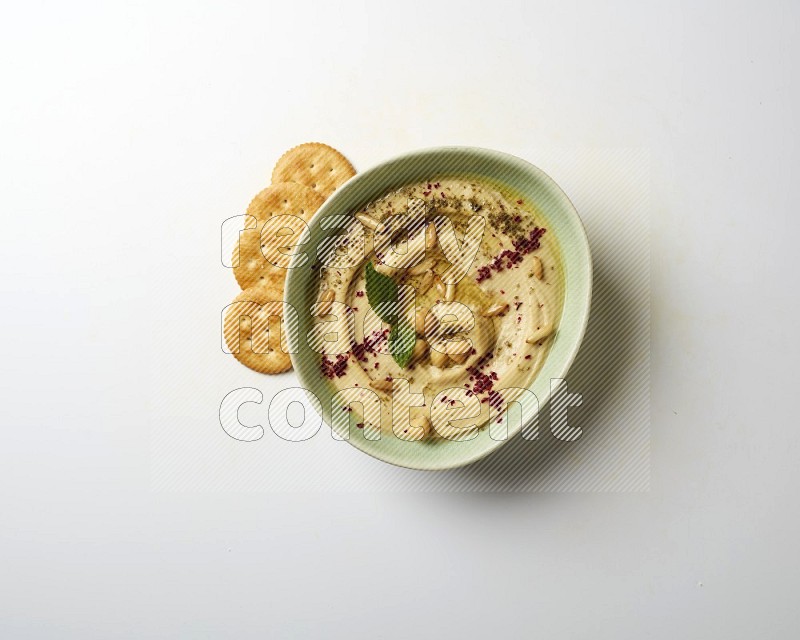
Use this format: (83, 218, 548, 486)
(2, 0, 798, 637)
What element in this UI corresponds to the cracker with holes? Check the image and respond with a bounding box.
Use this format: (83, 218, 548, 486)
(224, 286, 293, 374)
(245, 181, 325, 226)
(272, 142, 356, 198)
(232, 227, 282, 290)
(233, 214, 310, 290)
(234, 182, 324, 290)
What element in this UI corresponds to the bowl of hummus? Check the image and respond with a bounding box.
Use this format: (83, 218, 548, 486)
(284, 147, 592, 470)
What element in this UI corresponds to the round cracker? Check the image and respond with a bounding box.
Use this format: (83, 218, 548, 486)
(232, 228, 285, 291)
(271, 142, 356, 198)
(233, 215, 308, 290)
(224, 285, 292, 374)
(245, 181, 325, 227)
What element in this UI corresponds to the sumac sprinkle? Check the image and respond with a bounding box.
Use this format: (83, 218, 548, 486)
(475, 227, 546, 283)
(321, 353, 350, 379)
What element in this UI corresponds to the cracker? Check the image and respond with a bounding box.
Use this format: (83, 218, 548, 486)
(224, 286, 292, 374)
(235, 181, 322, 290)
(245, 181, 325, 226)
(232, 227, 284, 291)
(271, 142, 356, 198)
(233, 215, 308, 290)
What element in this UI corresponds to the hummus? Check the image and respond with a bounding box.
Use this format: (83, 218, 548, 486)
(311, 178, 563, 442)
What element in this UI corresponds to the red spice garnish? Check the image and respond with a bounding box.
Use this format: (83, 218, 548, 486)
(516, 199, 523, 205)
(440, 191, 446, 198)
(467, 366, 495, 396)
(422, 191, 431, 196)
(356, 422, 364, 429)
(351, 328, 389, 363)
(355, 290, 364, 297)
(475, 227, 546, 283)
(321, 353, 349, 379)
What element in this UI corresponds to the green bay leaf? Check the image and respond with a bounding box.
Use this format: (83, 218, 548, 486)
(365, 261, 399, 325)
(389, 321, 416, 368)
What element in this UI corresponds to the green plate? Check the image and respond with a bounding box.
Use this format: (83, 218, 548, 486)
(284, 147, 592, 470)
